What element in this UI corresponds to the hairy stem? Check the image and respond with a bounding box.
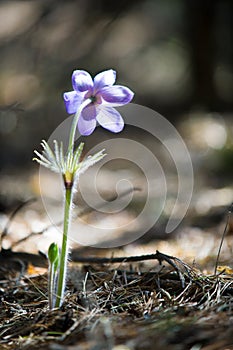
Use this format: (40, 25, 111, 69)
(68, 98, 91, 153)
(55, 186, 72, 308)
(54, 98, 91, 308)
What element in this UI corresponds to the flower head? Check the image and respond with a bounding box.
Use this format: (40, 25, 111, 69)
(63, 69, 134, 135)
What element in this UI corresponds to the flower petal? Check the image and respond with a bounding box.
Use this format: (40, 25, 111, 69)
(78, 115, 97, 136)
(72, 70, 93, 92)
(94, 69, 116, 91)
(82, 104, 97, 120)
(100, 85, 134, 106)
(63, 91, 84, 114)
(96, 106, 124, 133)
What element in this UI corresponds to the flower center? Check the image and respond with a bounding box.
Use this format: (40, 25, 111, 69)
(85, 91, 102, 105)
(90, 95, 97, 104)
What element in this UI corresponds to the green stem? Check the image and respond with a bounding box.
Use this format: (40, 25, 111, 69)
(55, 186, 72, 308)
(68, 98, 92, 153)
(54, 98, 92, 308)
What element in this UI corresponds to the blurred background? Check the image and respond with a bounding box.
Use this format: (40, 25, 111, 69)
(0, 0, 233, 261)
(0, 0, 232, 166)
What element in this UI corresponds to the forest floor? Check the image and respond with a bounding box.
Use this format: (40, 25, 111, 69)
(0, 233, 233, 350)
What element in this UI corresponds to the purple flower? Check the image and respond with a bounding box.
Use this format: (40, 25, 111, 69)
(63, 69, 134, 136)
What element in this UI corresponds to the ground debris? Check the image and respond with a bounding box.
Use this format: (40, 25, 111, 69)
(0, 252, 233, 349)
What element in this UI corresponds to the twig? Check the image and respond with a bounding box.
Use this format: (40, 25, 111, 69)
(72, 250, 177, 265)
(71, 250, 190, 287)
(0, 198, 37, 244)
(0, 102, 24, 112)
(0, 248, 47, 267)
(214, 203, 233, 275)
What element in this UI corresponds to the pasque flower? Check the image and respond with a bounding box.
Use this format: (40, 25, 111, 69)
(63, 69, 134, 135)
(34, 68, 134, 309)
